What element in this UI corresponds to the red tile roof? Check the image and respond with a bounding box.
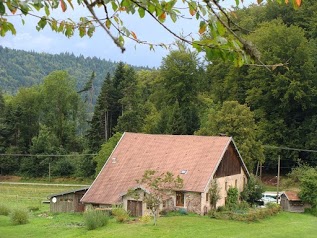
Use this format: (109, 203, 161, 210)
(284, 191, 301, 201)
(81, 133, 243, 205)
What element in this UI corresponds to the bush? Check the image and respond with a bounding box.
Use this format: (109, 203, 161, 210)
(83, 210, 109, 230)
(305, 208, 317, 217)
(0, 204, 10, 216)
(178, 208, 188, 215)
(210, 204, 281, 222)
(236, 201, 250, 212)
(139, 215, 151, 223)
(226, 187, 239, 210)
(10, 209, 29, 225)
(111, 205, 130, 223)
(217, 206, 229, 212)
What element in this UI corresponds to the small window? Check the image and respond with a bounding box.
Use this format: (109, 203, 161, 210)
(180, 170, 188, 174)
(225, 182, 228, 191)
(176, 192, 184, 207)
(235, 179, 238, 188)
(206, 193, 209, 202)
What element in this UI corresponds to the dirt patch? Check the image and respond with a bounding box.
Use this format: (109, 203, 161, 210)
(0, 175, 22, 182)
(261, 174, 278, 186)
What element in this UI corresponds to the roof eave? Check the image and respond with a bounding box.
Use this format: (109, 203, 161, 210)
(80, 132, 127, 203)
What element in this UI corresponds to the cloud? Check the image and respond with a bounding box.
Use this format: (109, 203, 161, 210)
(0, 32, 54, 53)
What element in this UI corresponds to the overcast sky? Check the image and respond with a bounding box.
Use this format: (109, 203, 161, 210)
(0, 0, 254, 68)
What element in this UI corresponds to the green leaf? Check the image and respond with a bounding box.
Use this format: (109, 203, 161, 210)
(105, 19, 111, 29)
(44, 5, 50, 16)
(65, 24, 73, 37)
(121, 0, 130, 8)
(148, 4, 155, 14)
(0, 2, 6, 15)
(19, 2, 29, 15)
(118, 35, 124, 46)
(138, 7, 145, 18)
(170, 12, 177, 23)
(216, 21, 226, 36)
(58, 21, 65, 32)
(111, 1, 118, 11)
(87, 25, 95, 37)
(199, 21, 207, 34)
(37, 17, 47, 30)
(7, 22, 16, 35)
(51, 20, 58, 31)
(79, 26, 86, 37)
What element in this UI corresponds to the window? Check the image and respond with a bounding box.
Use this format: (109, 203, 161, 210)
(206, 193, 209, 202)
(235, 179, 238, 188)
(176, 192, 184, 207)
(225, 182, 228, 191)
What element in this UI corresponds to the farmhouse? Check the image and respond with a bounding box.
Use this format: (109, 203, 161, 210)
(280, 191, 311, 213)
(49, 187, 89, 213)
(81, 132, 249, 215)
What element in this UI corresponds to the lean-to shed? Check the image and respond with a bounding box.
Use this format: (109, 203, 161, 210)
(49, 187, 89, 213)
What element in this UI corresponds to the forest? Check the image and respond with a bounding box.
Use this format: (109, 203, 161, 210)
(1, 1, 317, 178)
(0, 46, 148, 95)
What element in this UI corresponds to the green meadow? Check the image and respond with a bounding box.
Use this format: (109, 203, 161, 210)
(0, 183, 316, 238)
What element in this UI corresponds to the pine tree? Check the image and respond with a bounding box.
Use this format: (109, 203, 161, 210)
(86, 73, 113, 152)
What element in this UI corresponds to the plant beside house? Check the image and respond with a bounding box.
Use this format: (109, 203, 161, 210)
(208, 180, 281, 222)
(128, 170, 183, 226)
(83, 209, 109, 230)
(112, 205, 130, 223)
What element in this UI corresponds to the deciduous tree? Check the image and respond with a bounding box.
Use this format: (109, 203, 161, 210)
(0, 1, 303, 66)
(130, 170, 183, 225)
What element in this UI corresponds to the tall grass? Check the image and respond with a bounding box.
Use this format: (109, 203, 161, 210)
(10, 208, 29, 225)
(0, 204, 10, 216)
(83, 210, 109, 230)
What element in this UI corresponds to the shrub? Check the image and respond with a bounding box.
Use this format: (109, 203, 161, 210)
(139, 215, 151, 223)
(0, 204, 10, 216)
(111, 205, 130, 223)
(217, 206, 228, 212)
(10, 209, 29, 225)
(210, 204, 280, 222)
(305, 208, 317, 217)
(178, 208, 188, 215)
(226, 187, 239, 210)
(240, 175, 264, 205)
(83, 210, 109, 230)
(236, 201, 250, 212)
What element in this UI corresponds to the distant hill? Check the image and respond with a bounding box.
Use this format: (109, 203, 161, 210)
(0, 46, 149, 97)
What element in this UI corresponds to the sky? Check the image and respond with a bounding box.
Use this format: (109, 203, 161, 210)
(0, 0, 254, 68)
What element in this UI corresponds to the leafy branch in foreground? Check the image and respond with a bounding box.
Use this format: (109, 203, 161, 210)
(0, 0, 303, 66)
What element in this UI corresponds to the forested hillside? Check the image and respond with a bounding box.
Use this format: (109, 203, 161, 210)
(0, 46, 148, 95)
(1, 1, 317, 179)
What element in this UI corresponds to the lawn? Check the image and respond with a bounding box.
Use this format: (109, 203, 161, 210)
(0, 183, 84, 210)
(0, 183, 316, 238)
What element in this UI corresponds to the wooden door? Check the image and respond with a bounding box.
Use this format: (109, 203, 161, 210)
(127, 200, 142, 217)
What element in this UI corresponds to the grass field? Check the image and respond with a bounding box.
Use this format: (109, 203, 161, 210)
(0, 183, 316, 238)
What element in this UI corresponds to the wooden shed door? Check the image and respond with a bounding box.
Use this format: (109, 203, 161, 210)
(127, 200, 142, 217)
